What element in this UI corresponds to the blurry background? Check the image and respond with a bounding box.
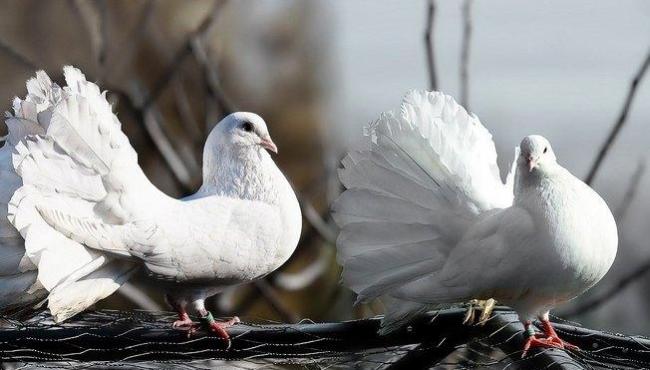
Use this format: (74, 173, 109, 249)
(0, 0, 649, 344)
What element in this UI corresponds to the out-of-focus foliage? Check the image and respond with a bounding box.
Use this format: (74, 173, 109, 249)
(0, 0, 344, 324)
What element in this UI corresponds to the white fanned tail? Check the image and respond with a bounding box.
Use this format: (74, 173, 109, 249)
(333, 90, 515, 332)
(1, 67, 148, 321)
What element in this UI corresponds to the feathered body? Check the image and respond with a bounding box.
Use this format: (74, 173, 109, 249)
(334, 90, 617, 333)
(0, 67, 301, 322)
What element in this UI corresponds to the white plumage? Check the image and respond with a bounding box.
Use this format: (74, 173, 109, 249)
(334, 90, 617, 352)
(0, 67, 301, 333)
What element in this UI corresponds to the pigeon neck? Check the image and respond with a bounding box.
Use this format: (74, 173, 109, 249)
(199, 145, 283, 204)
(514, 160, 543, 192)
(513, 163, 563, 201)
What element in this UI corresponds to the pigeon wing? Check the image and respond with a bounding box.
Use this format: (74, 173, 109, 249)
(334, 90, 514, 304)
(5, 67, 168, 320)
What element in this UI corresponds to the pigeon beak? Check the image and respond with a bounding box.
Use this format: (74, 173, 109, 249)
(260, 136, 278, 154)
(527, 156, 538, 172)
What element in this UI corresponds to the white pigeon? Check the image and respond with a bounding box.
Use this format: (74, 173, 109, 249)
(0, 66, 302, 341)
(333, 90, 617, 355)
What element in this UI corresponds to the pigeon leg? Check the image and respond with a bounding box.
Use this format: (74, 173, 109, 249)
(477, 298, 496, 324)
(463, 298, 496, 325)
(173, 310, 196, 330)
(538, 313, 579, 352)
(165, 294, 196, 331)
(195, 300, 240, 349)
(521, 317, 579, 358)
(462, 300, 477, 325)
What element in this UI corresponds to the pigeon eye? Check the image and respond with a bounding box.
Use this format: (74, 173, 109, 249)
(543, 147, 548, 154)
(241, 122, 253, 132)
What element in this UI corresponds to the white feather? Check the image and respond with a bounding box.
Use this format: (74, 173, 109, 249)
(335, 90, 617, 333)
(0, 67, 139, 319)
(334, 90, 515, 308)
(1, 67, 302, 323)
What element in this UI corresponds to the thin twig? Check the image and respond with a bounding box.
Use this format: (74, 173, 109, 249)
(190, 36, 235, 116)
(424, 0, 437, 91)
(96, 0, 109, 70)
(173, 78, 204, 142)
(563, 257, 650, 318)
(460, 0, 473, 109)
(585, 48, 650, 185)
(128, 82, 199, 192)
(615, 159, 646, 223)
(142, 47, 191, 110)
(273, 245, 333, 291)
(0, 38, 38, 71)
(102, 86, 196, 195)
(298, 196, 337, 245)
(560, 161, 648, 317)
(252, 280, 300, 323)
(143, 105, 201, 190)
(117, 282, 163, 311)
(102, 0, 155, 80)
(142, 0, 228, 110)
(69, 0, 107, 74)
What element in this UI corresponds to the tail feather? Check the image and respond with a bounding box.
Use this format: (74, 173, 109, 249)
(334, 90, 514, 331)
(339, 152, 446, 214)
(332, 189, 435, 225)
(379, 296, 432, 335)
(5, 118, 44, 146)
(48, 258, 138, 322)
(0, 66, 144, 320)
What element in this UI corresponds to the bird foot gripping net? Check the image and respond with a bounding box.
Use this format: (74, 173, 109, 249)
(0, 307, 648, 369)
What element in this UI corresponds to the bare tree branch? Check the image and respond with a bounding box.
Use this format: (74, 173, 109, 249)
(127, 82, 199, 192)
(460, 0, 473, 109)
(298, 196, 337, 245)
(190, 36, 235, 116)
(173, 78, 204, 142)
(69, 0, 108, 74)
(585, 48, 650, 185)
(97, 0, 109, 69)
(273, 245, 333, 291)
(557, 161, 648, 317)
(143, 106, 201, 190)
(563, 256, 650, 318)
(142, 0, 228, 110)
(252, 280, 300, 323)
(0, 37, 38, 71)
(117, 282, 163, 312)
(615, 159, 646, 223)
(102, 0, 155, 80)
(424, 0, 437, 91)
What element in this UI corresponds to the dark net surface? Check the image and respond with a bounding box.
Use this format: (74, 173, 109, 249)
(0, 307, 648, 369)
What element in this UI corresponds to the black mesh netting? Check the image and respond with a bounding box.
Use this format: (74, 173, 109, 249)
(0, 307, 648, 369)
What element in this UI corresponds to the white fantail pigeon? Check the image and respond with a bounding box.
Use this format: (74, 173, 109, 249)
(0, 67, 302, 343)
(333, 90, 617, 356)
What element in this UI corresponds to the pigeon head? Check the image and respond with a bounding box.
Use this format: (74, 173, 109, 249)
(211, 112, 278, 154)
(518, 135, 556, 173)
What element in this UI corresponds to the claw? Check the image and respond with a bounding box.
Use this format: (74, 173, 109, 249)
(202, 313, 240, 350)
(521, 319, 579, 358)
(463, 299, 496, 325)
(463, 300, 477, 325)
(521, 335, 579, 358)
(171, 311, 200, 337)
(477, 298, 496, 325)
(172, 315, 195, 329)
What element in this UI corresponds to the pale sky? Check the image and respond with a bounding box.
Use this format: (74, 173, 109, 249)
(330, 0, 650, 180)
(328, 0, 650, 332)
